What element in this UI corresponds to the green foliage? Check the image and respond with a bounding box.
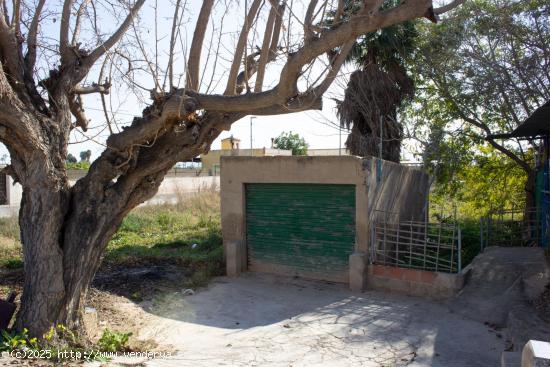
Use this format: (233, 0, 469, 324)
(0, 325, 133, 362)
(106, 190, 223, 283)
(273, 131, 308, 156)
(79, 150, 92, 162)
(66, 153, 77, 164)
(429, 145, 527, 219)
(96, 329, 132, 353)
(402, 0, 548, 214)
(457, 218, 484, 268)
(0, 329, 39, 352)
(66, 160, 91, 170)
(2, 259, 23, 269)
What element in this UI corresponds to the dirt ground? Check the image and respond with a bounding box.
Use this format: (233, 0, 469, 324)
(1, 269, 505, 367)
(2, 247, 548, 367)
(0, 265, 187, 363)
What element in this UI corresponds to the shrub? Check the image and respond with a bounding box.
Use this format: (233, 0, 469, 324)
(96, 329, 132, 353)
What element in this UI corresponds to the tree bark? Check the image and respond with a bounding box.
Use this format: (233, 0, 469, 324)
(18, 185, 68, 336)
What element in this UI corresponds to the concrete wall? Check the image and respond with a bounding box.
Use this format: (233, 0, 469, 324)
(363, 159, 430, 223)
(143, 176, 219, 205)
(0, 175, 21, 217)
(201, 148, 291, 172)
(307, 148, 351, 156)
(0, 175, 220, 217)
(220, 155, 430, 290)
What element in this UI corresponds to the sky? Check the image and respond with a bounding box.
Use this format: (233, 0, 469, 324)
(0, 0, 421, 164)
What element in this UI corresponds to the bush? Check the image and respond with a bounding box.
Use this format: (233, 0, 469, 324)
(3, 259, 23, 269)
(96, 329, 132, 353)
(0, 329, 38, 352)
(66, 161, 91, 170)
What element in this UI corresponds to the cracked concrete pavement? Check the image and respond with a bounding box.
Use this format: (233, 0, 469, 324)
(123, 273, 504, 367)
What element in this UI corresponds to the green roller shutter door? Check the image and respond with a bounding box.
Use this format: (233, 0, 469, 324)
(246, 183, 356, 281)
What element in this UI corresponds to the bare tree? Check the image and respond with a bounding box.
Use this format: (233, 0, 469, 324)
(0, 0, 460, 336)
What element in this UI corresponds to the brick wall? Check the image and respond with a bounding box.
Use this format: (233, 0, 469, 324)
(367, 264, 469, 298)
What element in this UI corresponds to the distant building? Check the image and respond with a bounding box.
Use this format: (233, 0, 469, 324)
(201, 136, 291, 175)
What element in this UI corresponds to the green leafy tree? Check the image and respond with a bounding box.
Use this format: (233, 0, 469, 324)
(273, 132, 308, 156)
(66, 153, 77, 164)
(429, 145, 527, 218)
(79, 150, 92, 162)
(407, 0, 549, 210)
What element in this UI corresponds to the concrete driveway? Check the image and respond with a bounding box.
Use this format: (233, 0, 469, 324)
(135, 273, 503, 367)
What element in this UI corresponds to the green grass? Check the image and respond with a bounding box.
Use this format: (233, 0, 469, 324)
(106, 190, 222, 267)
(0, 216, 22, 269)
(0, 190, 223, 282)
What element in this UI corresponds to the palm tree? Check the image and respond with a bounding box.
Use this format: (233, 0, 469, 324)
(335, 2, 417, 162)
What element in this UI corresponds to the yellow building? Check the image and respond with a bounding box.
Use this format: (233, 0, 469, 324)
(221, 136, 241, 150)
(201, 136, 291, 175)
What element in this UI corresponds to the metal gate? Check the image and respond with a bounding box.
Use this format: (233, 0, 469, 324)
(371, 219, 462, 273)
(480, 208, 542, 249)
(245, 183, 356, 281)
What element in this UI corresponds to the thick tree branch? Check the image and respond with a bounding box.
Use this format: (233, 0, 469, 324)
(106, 93, 197, 152)
(59, 0, 74, 60)
(11, 0, 20, 30)
(167, 0, 182, 89)
(72, 81, 111, 95)
(224, 0, 263, 95)
(333, 0, 345, 24)
(1, 0, 8, 24)
(304, 0, 319, 43)
(24, 0, 46, 74)
(71, 0, 92, 46)
(188, 0, 433, 112)
(487, 138, 532, 173)
(269, 2, 285, 58)
(186, 0, 214, 91)
(0, 11, 27, 98)
(81, 0, 145, 76)
(254, 6, 277, 92)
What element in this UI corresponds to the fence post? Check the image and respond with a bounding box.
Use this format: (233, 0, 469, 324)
(458, 226, 462, 273)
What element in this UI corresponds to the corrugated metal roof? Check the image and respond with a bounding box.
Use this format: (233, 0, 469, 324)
(510, 100, 550, 138)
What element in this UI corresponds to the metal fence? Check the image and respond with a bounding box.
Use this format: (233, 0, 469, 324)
(370, 220, 462, 273)
(480, 208, 541, 249)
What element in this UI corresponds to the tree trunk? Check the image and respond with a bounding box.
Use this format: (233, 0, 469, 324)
(13, 102, 212, 337)
(346, 116, 401, 162)
(16, 173, 169, 337)
(17, 185, 68, 336)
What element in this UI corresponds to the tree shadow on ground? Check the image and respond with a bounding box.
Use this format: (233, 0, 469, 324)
(135, 273, 503, 366)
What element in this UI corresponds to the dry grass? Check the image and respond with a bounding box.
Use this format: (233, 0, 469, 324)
(0, 216, 22, 269)
(0, 189, 222, 278)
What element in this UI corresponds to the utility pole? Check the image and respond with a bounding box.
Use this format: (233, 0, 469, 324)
(250, 116, 256, 156)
